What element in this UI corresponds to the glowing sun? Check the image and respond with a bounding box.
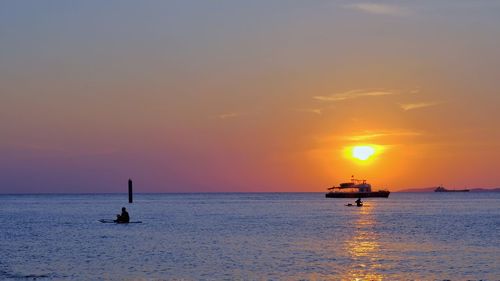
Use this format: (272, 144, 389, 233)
(352, 146, 375, 161)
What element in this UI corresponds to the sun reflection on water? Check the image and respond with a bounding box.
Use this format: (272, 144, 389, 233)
(343, 203, 384, 281)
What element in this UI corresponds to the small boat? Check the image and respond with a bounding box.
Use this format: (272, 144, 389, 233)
(345, 203, 363, 207)
(325, 176, 390, 198)
(98, 219, 142, 224)
(434, 186, 470, 192)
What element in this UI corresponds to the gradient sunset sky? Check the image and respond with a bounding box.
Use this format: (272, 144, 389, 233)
(2, 1, 500, 193)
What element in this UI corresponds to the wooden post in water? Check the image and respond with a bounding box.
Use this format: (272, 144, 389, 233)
(128, 178, 133, 203)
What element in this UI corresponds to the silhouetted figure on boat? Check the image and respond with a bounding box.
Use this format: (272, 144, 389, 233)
(115, 207, 130, 223)
(355, 198, 363, 207)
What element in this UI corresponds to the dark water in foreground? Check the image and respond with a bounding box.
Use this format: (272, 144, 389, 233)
(0, 193, 499, 280)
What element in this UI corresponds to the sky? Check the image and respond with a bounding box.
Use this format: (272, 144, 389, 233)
(1, 1, 500, 193)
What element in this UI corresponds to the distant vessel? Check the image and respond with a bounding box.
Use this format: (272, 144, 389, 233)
(434, 186, 470, 192)
(325, 176, 390, 198)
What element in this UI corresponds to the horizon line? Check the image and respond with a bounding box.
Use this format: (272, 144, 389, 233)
(1, 188, 500, 196)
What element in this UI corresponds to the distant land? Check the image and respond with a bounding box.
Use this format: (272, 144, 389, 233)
(398, 187, 500, 192)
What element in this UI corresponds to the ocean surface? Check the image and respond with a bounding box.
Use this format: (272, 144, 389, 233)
(0, 192, 499, 281)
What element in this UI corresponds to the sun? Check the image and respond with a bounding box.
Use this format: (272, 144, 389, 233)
(352, 145, 375, 161)
(342, 144, 384, 164)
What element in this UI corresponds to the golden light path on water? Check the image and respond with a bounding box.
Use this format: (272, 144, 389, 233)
(344, 203, 383, 281)
(291, 201, 389, 280)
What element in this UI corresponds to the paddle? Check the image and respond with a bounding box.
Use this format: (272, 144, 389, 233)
(98, 219, 142, 223)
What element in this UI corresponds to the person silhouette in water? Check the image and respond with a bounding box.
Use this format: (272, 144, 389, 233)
(355, 198, 363, 207)
(116, 207, 130, 223)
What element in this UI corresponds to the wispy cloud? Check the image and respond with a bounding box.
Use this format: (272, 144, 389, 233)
(315, 129, 422, 145)
(400, 102, 440, 111)
(344, 130, 422, 141)
(314, 89, 395, 102)
(217, 112, 244, 119)
(14, 143, 67, 153)
(10, 142, 118, 157)
(293, 108, 322, 115)
(409, 88, 421, 94)
(345, 3, 408, 16)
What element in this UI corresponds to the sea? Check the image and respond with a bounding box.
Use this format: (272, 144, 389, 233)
(0, 192, 499, 281)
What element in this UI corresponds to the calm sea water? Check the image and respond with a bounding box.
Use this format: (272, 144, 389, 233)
(0, 192, 499, 280)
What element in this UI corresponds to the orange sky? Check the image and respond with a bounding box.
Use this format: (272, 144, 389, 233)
(1, 1, 500, 192)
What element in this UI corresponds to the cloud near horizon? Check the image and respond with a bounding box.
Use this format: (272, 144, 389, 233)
(314, 89, 395, 102)
(400, 102, 440, 111)
(344, 130, 422, 141)
(345, 3, 409, 17)
(314, 129, 422, 144)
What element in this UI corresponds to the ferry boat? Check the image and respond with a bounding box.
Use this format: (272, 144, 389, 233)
(434, 186, 470, 192)
(325, 177, 390, 198)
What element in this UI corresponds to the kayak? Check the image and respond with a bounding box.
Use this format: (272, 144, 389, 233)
(345, 203, 363, 207)
(98, 219, 142, 224)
